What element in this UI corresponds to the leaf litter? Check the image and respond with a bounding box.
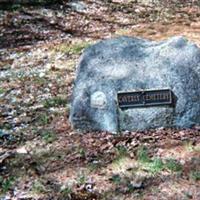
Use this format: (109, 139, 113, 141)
(0, 1, 200, 199)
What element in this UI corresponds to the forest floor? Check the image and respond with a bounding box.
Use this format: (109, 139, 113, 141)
(0, 1, 200, 199)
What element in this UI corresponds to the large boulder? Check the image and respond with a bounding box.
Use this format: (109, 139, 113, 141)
(70, 36, 200, 132)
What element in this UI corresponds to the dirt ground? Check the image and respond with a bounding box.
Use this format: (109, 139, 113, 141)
(0, 1, 200, 199)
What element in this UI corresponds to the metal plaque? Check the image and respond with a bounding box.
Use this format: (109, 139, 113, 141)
(117, 89, 174, 109)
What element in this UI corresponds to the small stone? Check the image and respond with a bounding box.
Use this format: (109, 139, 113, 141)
(194, 125, 200, 130)
(39, 72, 45, 77)
(16, 147, 28, 154)
(90, 91, 107, 109)
(131, 140, 138, 147)
(130, 180, 144, 189)
(180, 159, 186, 165)
(67, 1, 87, 12)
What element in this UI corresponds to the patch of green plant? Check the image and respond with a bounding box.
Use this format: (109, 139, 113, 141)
(116, 145, 128, 157)
(41, 130, 57, 143)
(189, 170, 200, 181)
(78, 147, 86, 158)
(144, 158, 165, 174)
(194, 146, 200, 152)
(136, 146, 166, 174)
(88, 162, 99, 172)
(37, 113, 50, 125)
(43, 96, 68, 108)
(33, 76, 46, 86)
(32, 180, 46, 194)
(0, 88, 5, 95)
(77, 173, 86, 185)
(31, 149, 63, 167)
(110, 174, 121, 185)
(0, 176, 15, 194)
(136, 146, 150, 163)
(1, 122, 12, 130)
(11, 4, 21, 11)
(38, 0, 48, 4)
(183, 141, 197, 152)
(60, 187, 72, 198)
(56, 41, 92, 55)
(165, 158, 183, 172)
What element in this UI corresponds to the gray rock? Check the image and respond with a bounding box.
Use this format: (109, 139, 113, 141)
(67, 1, 87, 12)
(138, 0, 160, 5)
(70, 36, 200, 132)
